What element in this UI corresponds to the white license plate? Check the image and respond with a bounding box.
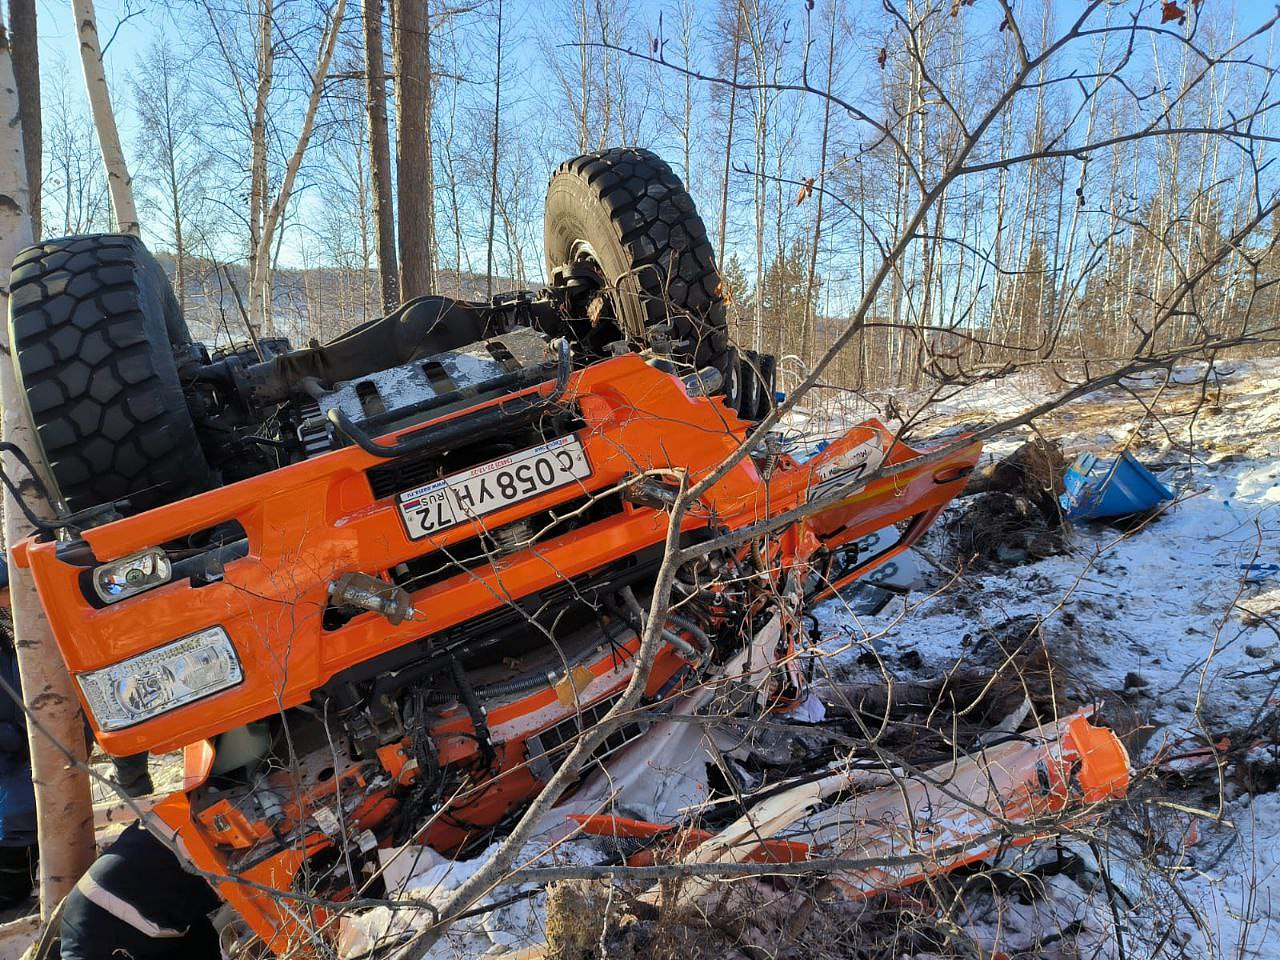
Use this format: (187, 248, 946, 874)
(396, 436, 591, 540)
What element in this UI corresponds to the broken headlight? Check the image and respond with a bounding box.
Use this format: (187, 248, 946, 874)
(92, 548, 172, 603)
(76, 626, 243, 730)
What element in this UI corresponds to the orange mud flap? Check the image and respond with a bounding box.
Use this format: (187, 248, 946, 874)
(573, 711, 1128, 906)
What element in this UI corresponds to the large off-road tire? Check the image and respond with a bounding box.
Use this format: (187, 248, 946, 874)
(8, 234, 211, 516)
(544, 147, 733, 387)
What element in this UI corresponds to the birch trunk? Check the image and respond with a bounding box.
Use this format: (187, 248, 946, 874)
(573, 0, 589, 153)
(0, 19, 97, 917)
(802, 0, 836, 367)
(70, 0, 139, 236)
(250, 0, 346, 334)
(716, 20, 739, 274)
(247, 0, 274, 334)
(747, 8, 767, 352)
(485, 0, 503, 296)
(422, 3, 435, 294)
(9, 0, 39, 239)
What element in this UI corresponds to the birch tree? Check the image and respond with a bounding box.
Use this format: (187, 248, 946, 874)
(0, 14, 97, 916)
(204, 0, 348, 334)
(714, 0, 743, 272)
(9, 0, 39, 238)
(132, 42, 212, 316)
(41, 70, 111, 235)
(485, 0, 502, 294)
(70, 0, 139, 236)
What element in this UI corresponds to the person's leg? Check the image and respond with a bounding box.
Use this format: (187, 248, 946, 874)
(0, 841, 35, 908)
(60, 889, 221, 960)
(59, 886, 158, 960)
(0, 602, 37, 908)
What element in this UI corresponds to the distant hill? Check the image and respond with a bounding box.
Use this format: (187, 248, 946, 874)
(152, 253, 526, 348)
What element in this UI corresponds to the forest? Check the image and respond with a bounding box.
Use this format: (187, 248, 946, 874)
(17, 0, 1278, 390)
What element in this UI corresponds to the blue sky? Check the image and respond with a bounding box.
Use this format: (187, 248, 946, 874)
(28, 0, 611, 271)
(21, 0, 1279, 327)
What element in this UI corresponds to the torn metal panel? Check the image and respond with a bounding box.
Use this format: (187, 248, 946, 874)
(586, 712, 1129, 911)
(807, 712, 1129, 898)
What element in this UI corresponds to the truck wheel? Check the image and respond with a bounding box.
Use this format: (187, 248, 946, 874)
(752, 352, 777, 420)
(8, 234, 212, 516)
(737, 350, 763, 422)
(544, 147, 734, 394)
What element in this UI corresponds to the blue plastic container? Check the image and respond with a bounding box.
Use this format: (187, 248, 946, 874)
(1059, 450, 1174, 520)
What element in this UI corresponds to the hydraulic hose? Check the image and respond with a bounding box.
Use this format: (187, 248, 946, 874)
(471, 636, 611, 700)
(666, 612, 713, 658)
(618, 586, 701, 661)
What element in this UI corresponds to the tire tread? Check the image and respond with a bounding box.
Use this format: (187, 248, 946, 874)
(8, 233, 210, 513)
(546, 147, 732, 375)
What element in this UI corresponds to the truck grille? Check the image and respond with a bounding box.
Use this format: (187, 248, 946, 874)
(390, 493, 625, 593)
(525, 691, 649, 783)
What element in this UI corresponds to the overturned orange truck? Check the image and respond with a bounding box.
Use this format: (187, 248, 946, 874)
(8, 148, 979, 951)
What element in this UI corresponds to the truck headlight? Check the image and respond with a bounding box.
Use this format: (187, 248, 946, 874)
(76, 627, 243, 730)
(92, 549, 172, 603)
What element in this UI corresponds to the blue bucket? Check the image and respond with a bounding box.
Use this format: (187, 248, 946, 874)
(1059, 451, 1174, 520)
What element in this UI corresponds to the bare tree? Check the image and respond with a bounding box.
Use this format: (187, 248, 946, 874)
(713, 0, 743, 271)
(315, 58, 377, 334)
(41, 68, 112, 235)
(435, 19, 472, 292)
(799, 0, 838, 365)
(204, 0, 348, 334)
(740, 0, 786, 353)
(132, 41, 214, 314)
(364, 0, 399, 309)
(544, 0, 647, 156)
(9, 0, 40, 238)
(393, 0, 434, 299)
(485, 0, 502, 294)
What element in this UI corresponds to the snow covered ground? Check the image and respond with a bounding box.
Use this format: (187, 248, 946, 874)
(818, 356, 1280, 960)
(340, 356, 1280, 960)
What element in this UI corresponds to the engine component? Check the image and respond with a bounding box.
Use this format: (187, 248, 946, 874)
(312, 328, 553, 439)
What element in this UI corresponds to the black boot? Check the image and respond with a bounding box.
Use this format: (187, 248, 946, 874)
(109, 753, 153, 799)
(0, 843, 36, 909)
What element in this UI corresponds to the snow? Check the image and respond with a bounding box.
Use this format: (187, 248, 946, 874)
(813, 355, 1280, 959)
(340, 355, 1280, 959)
(339, 826, 604, 958)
